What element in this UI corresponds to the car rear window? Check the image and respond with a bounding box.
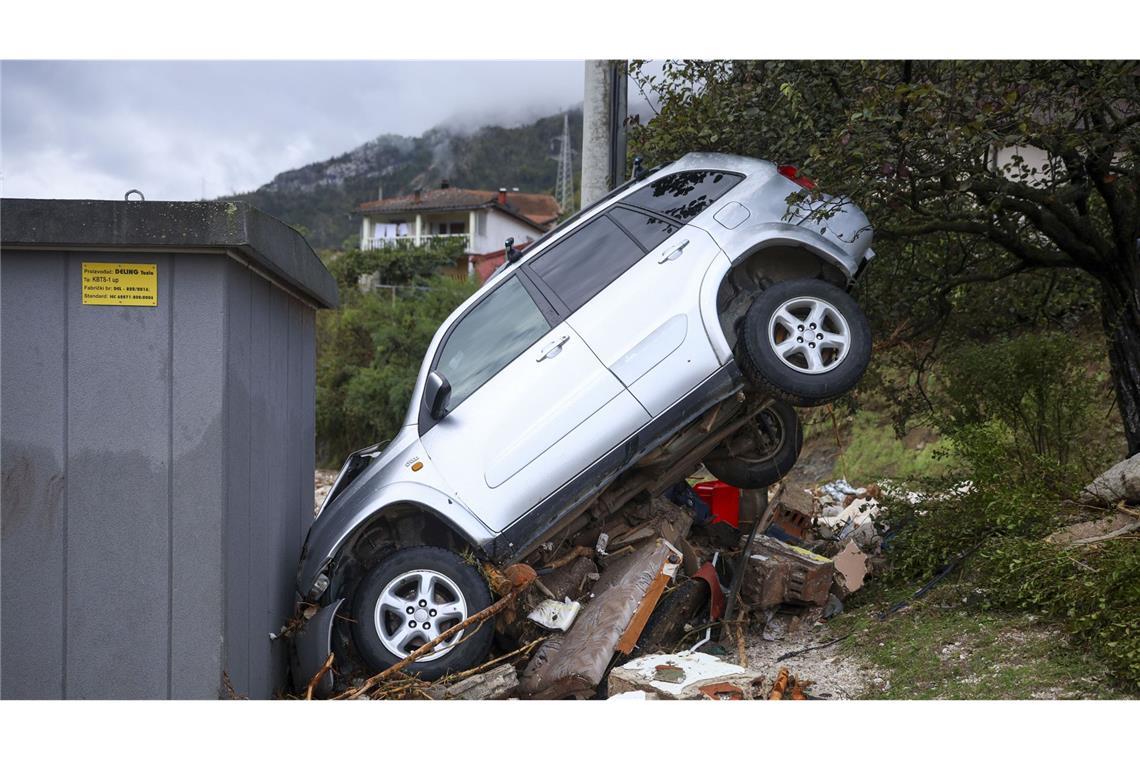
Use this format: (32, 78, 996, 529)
(609, 207, 679, 251)
(623, 170, 744, 223)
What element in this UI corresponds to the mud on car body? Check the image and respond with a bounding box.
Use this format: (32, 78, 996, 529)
(292, 152, 875, 693)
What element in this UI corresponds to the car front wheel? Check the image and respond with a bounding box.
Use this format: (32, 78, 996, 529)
(350, 546, 494, 681)
(737, 278, 872, 406)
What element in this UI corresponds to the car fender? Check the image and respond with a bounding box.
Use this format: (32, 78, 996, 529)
(697, 222, 868, 365)
(297, 480, 495, 600)
(720, 221, 863, 280)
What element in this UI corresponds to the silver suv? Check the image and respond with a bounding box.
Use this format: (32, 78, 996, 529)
(293, 153, 875, 690)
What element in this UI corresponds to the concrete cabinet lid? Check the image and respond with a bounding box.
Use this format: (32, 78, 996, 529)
(1, 198, 339, 308)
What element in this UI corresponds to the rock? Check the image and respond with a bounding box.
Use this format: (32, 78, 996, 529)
(608, 652, 761, 700)
(1079, 453, 1140, 506)
(424, 663, 518, 700)
(823, 593, 844, 619)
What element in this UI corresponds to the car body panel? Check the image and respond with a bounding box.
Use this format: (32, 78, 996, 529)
(296, 427, 495, 598)
(568, 224, 724, 417)
(421, 322, 648, 532)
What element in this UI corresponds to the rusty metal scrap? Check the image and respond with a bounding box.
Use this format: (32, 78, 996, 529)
(768, 667, 790, 700)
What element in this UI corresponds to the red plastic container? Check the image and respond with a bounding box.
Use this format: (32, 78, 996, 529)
(693, 480, 742, 527)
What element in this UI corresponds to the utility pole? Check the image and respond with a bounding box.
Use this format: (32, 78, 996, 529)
(581, 60, 628, 207)
(552, 112, 575, 214)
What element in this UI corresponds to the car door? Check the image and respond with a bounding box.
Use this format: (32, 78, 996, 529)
(418, 273, 649, 533)
(527, 170, 744, 417)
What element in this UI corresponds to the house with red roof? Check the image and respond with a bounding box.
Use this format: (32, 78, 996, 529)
(357, 182, 560, 280)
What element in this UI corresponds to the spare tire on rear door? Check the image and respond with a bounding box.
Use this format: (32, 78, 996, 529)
(737, 278, 871, 406)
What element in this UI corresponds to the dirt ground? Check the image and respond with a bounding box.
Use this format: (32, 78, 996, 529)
(733, 624, 877, 699)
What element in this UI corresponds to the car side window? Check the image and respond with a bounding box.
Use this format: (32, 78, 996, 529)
(528, 215, 643, 312)
(624, 170, 744, 223)
(434, 276, 551, 411)
(609, 207, 679, 251)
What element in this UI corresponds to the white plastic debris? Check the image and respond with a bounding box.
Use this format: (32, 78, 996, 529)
(526, 597, 582, 631)
(614, 652, 745, 697)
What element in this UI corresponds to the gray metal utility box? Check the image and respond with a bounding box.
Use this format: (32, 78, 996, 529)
(1, 199, 338, 699)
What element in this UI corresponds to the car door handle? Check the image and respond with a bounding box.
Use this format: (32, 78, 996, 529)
(536, 334, 570, 362)
(657, 239, 689, 264)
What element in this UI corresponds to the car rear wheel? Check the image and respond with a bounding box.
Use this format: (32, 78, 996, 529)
(351, 546, 493, 681)
(704, 400, 803, 489)
(737, 278, 871, 406)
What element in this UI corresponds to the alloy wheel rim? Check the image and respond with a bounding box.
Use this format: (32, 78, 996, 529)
(374, 569, 468, 661)
(766, 296, 851, 375)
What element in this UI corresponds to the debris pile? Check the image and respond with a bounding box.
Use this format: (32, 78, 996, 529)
(318, 477, 888, 700)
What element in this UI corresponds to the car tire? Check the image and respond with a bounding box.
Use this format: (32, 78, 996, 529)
(704, 400, 803, 489)
(351, 546, 493, 681)
(737, 278, 871, 406)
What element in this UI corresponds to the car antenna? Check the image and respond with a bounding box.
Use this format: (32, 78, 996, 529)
(632, 156, 644, 181)
(505, 237, 521, 264)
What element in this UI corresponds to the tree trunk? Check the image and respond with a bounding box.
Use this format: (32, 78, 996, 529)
(1099, 256, 1140, 457)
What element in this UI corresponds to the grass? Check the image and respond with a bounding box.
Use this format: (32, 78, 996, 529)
(800, 408, 959, 485)
(826, 579, 1130, 699)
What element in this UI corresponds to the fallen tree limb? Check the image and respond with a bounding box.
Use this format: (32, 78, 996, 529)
(305, 652, 334, 701)
(435, 635, 550, 687)
(337, 563, 536, 700)
(543, 545, 594, 571)
(1069, 520, 1140, 546)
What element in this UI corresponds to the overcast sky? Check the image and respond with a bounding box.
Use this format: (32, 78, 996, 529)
(1, 61, 589, 201)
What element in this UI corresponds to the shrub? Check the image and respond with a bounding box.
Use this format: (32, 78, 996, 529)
(974, 537, 1140, 690)
(882, 330, 1136, 688)
(315, 245, 478, 466)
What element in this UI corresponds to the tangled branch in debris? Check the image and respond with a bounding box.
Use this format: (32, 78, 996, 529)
(305, 653, 334, 701)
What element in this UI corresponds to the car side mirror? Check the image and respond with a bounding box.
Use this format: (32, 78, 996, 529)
(425, 371, 452, 420)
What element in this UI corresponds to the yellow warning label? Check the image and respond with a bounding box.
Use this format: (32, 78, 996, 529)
(82, 262, 157, 306)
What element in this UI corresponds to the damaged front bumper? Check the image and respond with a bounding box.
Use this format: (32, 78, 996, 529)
(290, 598, 344, 698)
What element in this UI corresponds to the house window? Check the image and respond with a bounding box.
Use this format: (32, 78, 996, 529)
(449, 222, 466, 235)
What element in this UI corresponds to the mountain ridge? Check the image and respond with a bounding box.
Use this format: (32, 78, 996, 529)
(225, 109, 583, 249)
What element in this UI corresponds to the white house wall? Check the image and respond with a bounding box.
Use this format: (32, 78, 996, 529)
(475, 208, 541, 254)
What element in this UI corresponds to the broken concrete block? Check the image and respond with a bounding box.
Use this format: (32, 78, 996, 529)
(424, 663, 518, 700)
(743, 536, 834, 609)
(608, 652, 760, 700)
(832, 540, 868, 596)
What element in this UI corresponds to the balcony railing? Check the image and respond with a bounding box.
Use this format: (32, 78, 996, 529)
(363, 233, 471, 251)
